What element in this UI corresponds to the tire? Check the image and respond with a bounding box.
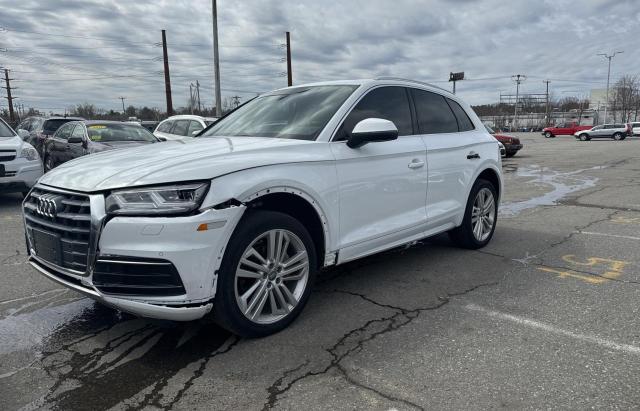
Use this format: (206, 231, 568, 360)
(505, 151, 516, 158)
(613, 132, 623, 141)
(449, 179, 498, 249)
(579, 134, 590, 141)
(544, 131, 553, 138)
(213, 210, 317, 338)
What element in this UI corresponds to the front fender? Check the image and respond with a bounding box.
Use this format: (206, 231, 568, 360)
(202, 162, 339, 253)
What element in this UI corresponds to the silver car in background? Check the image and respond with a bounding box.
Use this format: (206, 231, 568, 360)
(153, 115, 218, 141)
(574, 123, 631, 141)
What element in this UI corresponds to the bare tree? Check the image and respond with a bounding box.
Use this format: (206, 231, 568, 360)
(610, 75, 639, 122)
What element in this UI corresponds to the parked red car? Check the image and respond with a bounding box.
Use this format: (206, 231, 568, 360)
(542, 122, 592, 138)
(485, 125, 523, 157)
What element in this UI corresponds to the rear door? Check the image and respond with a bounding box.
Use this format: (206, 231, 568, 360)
(411, 88, 479, 230)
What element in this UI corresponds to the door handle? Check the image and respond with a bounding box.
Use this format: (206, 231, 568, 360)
(467, 152, 480, 160)
(408, 159, 425, 169)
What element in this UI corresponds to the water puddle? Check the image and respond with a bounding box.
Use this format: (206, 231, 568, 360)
(500, 165, 601, 216)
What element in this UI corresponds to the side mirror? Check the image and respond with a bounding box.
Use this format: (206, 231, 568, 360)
(347, 118, 398, 148)
(68, 136, 83, 144)
(191, 130, 201, 136)
(17, 129, 29, 139)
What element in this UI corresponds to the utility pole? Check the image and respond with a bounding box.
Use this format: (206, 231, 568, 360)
(543, 80, 551, 126)
(3, 69, 16, 123)
(119, 96, 126, 113)
(511, 74, 526, 131)
(597, 51, 623, 124)
(212, 0, 222, 117)
(161, 29, 173, 116)
(196, 80, 202, 113)
(189, 84, 194, 114)
(286, 31, 292, 87)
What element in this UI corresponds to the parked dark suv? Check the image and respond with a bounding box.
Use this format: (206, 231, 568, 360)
(15, 116, 84, 158)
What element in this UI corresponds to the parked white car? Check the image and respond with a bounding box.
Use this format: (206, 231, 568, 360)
(631, 122, 640, 136)
(0, 118, 43, 197)
(23, 78, 502, 337)
(153, 114, 218, 140)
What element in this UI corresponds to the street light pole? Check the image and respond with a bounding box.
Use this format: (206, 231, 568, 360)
(212, 0, 222, 117)
(511, 74, 526, 131)
(597, 51, 623, 124)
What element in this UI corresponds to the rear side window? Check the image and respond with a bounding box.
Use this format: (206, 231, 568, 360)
(336, 86, 413, 140)
(157, 120, 173, 133)
(172, 120, 190, 136)
(43, 119, 73, 135)
(412, 89, 458, 134)
(446, 98, 475, 131)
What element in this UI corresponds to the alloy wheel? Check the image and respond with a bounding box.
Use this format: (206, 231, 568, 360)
(234, 229, 309, 324)
(471, 188, 496, 242)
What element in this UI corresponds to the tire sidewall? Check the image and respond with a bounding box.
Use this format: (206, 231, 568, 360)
(214, 210, 317, 337)
(461, 179, 498, 248)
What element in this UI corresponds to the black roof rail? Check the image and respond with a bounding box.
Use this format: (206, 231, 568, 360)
(373, 76, 449, 93)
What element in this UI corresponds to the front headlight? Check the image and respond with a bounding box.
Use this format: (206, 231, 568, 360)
(105, 182, 209, 216)
(20, 146, 39, 161)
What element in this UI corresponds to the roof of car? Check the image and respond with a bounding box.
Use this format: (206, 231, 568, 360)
(161, 115, 218, 121)
(81, 120, 144, 125)
(270, 77, 453, 97)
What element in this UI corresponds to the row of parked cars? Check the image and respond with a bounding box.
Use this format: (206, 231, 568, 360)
(0, 114, 218, 197)
(541, 122, 640, 140)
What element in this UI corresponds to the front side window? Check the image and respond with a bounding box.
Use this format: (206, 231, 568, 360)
(187, 120, 204, 136)
(71, 124, 85, 140)
(172, 120, 190, 136)
(412, 89, 458, 134)
(201, 85, 358, 141)
(55, 123, 74, 140)
(335, 86, 413, 141)
(87, 124, 157, 142)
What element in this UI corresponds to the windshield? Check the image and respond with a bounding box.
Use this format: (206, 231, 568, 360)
(87, 123, 157, 142)
(200, 85, 358, 141)
(484, 125, 495, 134)
(0, 120, 15, 137)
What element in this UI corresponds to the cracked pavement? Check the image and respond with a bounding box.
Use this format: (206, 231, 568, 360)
(1, 133, 640, 410)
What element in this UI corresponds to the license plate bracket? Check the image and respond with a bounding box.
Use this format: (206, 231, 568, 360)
(32, 229, 62, 266)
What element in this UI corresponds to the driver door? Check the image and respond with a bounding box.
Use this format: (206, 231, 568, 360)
(330, 86, 428, 262)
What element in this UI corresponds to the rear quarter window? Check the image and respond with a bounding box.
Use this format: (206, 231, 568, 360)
(446, 98, 475, 132)
(156, 120, 173, 133)
(43, 119, 73, 134)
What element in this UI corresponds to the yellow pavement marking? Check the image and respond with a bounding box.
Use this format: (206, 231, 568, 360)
(537, 254, 629, 285)
(611, 216, 640, 224)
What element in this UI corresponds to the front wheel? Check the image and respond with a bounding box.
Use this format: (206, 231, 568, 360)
(579, 134, 590, 141)
(449, 179, 498, 249)
(544, 131, 554, 138)
(214, 210, 317, 338)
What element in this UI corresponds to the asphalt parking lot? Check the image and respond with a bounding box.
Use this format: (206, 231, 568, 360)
(1, 133, 639, 410)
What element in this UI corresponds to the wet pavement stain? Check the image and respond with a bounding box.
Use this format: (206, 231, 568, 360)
(1, 297, 233, 410)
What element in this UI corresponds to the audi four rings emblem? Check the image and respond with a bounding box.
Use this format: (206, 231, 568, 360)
(36, 194, 62, 217)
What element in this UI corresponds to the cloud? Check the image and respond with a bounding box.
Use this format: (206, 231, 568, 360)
(0, 0, 638, 114)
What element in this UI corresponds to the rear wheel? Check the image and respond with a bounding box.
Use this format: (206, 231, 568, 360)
(613, 132, 623, 141)
(214, 210, 317, 338)
(449, 179, 498, 249)
(505, 151, 517, 158)
(544, 131, 553, 138)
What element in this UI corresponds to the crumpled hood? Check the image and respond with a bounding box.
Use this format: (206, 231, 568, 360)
(39, 136, 331, 192)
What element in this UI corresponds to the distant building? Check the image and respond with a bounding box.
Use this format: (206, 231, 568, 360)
(589, 89, 607, 110)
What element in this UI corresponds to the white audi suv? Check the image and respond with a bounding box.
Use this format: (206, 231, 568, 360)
(23, 78, 503, 337)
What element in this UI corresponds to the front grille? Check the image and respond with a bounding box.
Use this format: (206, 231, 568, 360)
(0, 150, 16, 162)
(92, 256, 186, 296)
(23, 187, 91, 272)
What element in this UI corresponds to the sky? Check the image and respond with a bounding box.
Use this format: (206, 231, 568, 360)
(0, 0, 638, 114)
